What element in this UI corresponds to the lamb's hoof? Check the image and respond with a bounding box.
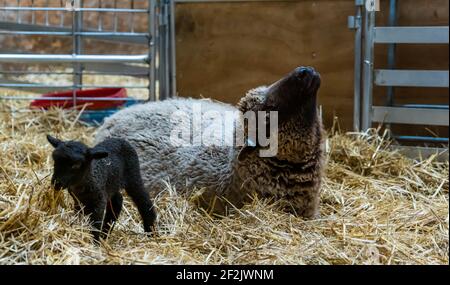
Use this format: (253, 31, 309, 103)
(91, 229, 107, 245)
(92, 236, 102, 246)
(143, 229, 158, 238)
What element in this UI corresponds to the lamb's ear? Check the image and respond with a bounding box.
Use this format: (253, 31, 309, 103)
(88, 148, 109, 160)
(47, 135, 62, 148)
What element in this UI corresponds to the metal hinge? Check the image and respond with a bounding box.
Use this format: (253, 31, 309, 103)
(348, 0, 364, 29)
(348, 15, 362, 29)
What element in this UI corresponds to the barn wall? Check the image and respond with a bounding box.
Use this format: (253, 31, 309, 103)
(175, 0, 449, 133)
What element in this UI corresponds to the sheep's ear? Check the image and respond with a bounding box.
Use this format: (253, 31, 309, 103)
(238, 137, 258, 161)
(88, 148, 109, 160)
(238, 145, 256, 161)
(47, 135, 62, 148)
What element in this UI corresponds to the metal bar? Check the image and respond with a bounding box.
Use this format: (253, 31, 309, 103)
(0, 77, 148, 93)
(31, 0, 36, 24)
(0, 51, 150, 76)
(130, 0, 135, 33)
(163, 1, 170, 99)
(155, 2, 161, 99)
(148, 0, 156, 101)
(350, 0, 363, 131)
(83, 62, 150, 77)
(16, 0, 21, 24)
(386, 0, 397, 107)
(158, 1, 164, 100)
(98, 0, 103, 31)
(0, 7, 149, 13)
(0, 31, 149, 37)
(374, 26, 449, 44)
(45, 0, 49, 26)
(73, 0, 83, 107)
(0, 69, 149, 76)
(0, 54, 148, 63)
(396, 104, 449, 110)
(0, 78, 63, 93)
(159, 1, 170, 100)
(169, 0, 177, 98)
(375, 69, 449, 88)
(113, 0, 118, 32)
(361, 8, 375, 130)
(0, 83, 149, 89)
(385, 0, 398, 138)
(372, 106, 449, 126)
(59, 0, 64, 27)
(393, 146, 449, 162)
(0, 96, 144, 102)
(394, 136, 449, 143)
(158, 1, 167, 100)
(0, 71, 76, 75)
(0, 22, 148, 44)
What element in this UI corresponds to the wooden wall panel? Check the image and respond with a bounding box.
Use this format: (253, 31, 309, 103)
(175, 0, 449, 133)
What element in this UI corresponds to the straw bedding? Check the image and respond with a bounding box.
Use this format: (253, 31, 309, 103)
(0, 100, 448, 265)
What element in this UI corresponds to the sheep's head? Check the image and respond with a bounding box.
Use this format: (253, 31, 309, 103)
(47, 135, 108, 191)
(238, 66, 321, 122)
(237, 67, 322, 162)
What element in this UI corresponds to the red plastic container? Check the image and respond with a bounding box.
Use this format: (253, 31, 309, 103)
(30, 88, 128, 110)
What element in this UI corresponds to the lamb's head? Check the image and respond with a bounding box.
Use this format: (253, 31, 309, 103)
(47, 135, 108, 190)
(237, 66, 322, 162)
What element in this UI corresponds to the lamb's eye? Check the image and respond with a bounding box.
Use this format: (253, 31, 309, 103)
(72, 163, 81, 170)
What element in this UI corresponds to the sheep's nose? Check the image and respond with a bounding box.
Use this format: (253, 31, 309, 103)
(294, 67, 315, 79)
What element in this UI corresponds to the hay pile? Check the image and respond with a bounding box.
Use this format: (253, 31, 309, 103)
(0, 101, 448, 265)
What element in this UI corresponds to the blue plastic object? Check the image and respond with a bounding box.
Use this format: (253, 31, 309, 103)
(80, 99, 140, 125)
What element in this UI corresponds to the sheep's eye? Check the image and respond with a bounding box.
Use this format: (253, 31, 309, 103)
(72, 163, 81, 170)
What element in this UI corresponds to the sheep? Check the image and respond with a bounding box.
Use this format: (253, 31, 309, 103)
(47, 135, 157, 241)
(96, 66, 324, 218)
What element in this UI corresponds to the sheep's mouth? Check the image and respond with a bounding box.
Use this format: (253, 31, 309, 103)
(52, 182, 66, 191)
(51, 177, 69, 191)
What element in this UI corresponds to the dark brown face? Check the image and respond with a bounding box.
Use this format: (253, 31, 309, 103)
(236, 67, 322, 160)
(262, 66, 321, 123)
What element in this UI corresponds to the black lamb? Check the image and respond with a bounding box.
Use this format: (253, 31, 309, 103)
(47, 135, 157, 241)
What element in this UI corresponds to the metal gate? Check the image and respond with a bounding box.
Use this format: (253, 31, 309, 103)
(349, 0, 449, 158)
(0, 0, 176, 110)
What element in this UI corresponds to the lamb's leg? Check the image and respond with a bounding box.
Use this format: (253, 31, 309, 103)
(85, 199, 107, 242)
(125, 180, 156, 233)
(69, 192, 82, 213)
(101, 193, 123, 238)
